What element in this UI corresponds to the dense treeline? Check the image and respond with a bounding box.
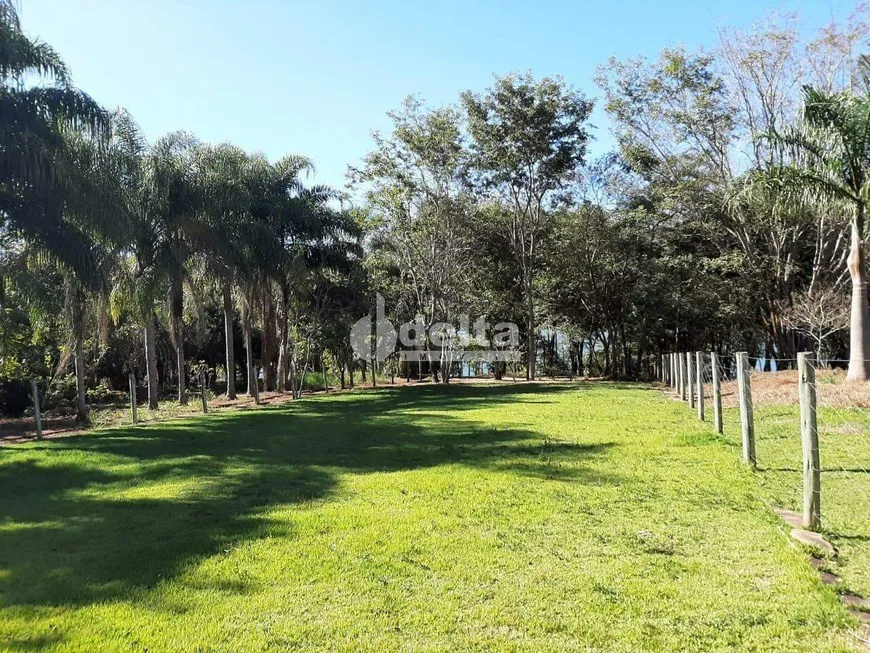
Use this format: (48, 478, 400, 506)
(2, 1, 870, 419)
(354, 7, 870, 381)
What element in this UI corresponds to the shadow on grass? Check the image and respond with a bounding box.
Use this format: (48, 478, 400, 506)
(0, 383, 618, 609)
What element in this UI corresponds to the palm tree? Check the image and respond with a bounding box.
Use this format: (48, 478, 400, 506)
(153, 132, 199, 405)
(0, 229, 116, 424)
(0, 2, 132, 421)
(106, 111, 197, 408)
(188, 143, 260, 399)
(237, 154, 283, 402)
(265, 156, 317, 392)
(751, 84, 870, 380)
(0, 0, 110, 282)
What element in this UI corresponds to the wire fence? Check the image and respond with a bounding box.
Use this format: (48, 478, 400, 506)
(659, 351, 870, 607)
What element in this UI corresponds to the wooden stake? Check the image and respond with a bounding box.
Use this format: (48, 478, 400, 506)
(129, 373, 138, 425)
(686, 352, 695, 408)
(736, 352, 756, 467)
(31, 379, 42, 440)
(798, 352, 821, 530)
(200, 368, 208, 414)
(675, 353, 680, 395)
(711, 352, 723, 434)
(678, 353, 686, 400)
(696, 351, 705, 421)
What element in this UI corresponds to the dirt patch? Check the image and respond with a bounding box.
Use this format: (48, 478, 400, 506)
(714, 369, 870, 409)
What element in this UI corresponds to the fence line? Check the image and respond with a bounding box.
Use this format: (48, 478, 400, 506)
(657, 349, 870, 613)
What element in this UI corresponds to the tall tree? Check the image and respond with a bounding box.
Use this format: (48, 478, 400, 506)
(188, 143, 257, 399)
(461, 73, 593, 379)
(0, 0, 110, 282)
(751, 84, 870, 380)
(107, 111, 197, 408)
(350, 97, 473, 381)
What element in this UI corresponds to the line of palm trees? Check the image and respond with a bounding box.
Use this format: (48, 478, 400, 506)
(1, 0, 364, 420)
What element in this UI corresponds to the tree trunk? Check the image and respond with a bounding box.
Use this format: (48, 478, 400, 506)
(276, 285, 289, 392)
(525, 270, 535, 380)
(169, 276, 187, 405)
(763, 339, 773, 372)
(262, 288, 276, 391)
(175, 339, 186, 405)
(847, 212, 870, 381)
(348, 361, 354, 388)
(440, 348, 450, 384)
(243, 294, 258, 402)
(588, 336, 597, 376)
(74, 329, 88, 423)
(144, 315, 159, 409)
(289, 355, 297, 399)
(223, 282, 236, 399)
(575, 341, 584, 377)
(295, 336, 311, 399)
(66, 280, 89, 423)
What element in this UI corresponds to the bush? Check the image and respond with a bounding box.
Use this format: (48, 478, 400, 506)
(0, 378, 31, 417)
(86, 382, 112, 404)
(300, 371, 344, 391)
(45, 375, 77, 409)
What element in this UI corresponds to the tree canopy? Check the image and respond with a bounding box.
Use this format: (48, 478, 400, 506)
(3, 2, 870, 421)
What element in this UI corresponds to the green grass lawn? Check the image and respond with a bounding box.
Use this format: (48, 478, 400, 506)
(0, 383, 857, 651)
(721, 401, 870, 600)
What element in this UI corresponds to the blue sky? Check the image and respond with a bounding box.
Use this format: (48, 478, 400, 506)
(21, 0, 853, 191)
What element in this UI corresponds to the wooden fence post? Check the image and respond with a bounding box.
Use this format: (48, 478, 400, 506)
(686, 352, 695, 408)
(683, 352, 689, 400)
(696, 351, 705, 421)
(711, 352, 723, 434)
(129, 373, 138, 425)
(679, 353, 686, 400)
(798, 352, 821, 530)
(31, 379, 43, 440)
(736, 352, 756, 467)
(200, 368, 208, 414)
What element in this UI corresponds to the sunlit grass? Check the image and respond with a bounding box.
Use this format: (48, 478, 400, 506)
(0, 383, 856, 651)
(722, 401, 870, 599)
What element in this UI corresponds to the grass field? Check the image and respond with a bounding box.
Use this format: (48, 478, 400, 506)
(720, 398, 870, 600)
(0, 383, 858, 651)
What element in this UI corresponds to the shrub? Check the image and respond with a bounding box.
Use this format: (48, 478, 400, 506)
(45, 375, 77, 408)
(86, 382, 112, 404)
(0, 378, 31, 417)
